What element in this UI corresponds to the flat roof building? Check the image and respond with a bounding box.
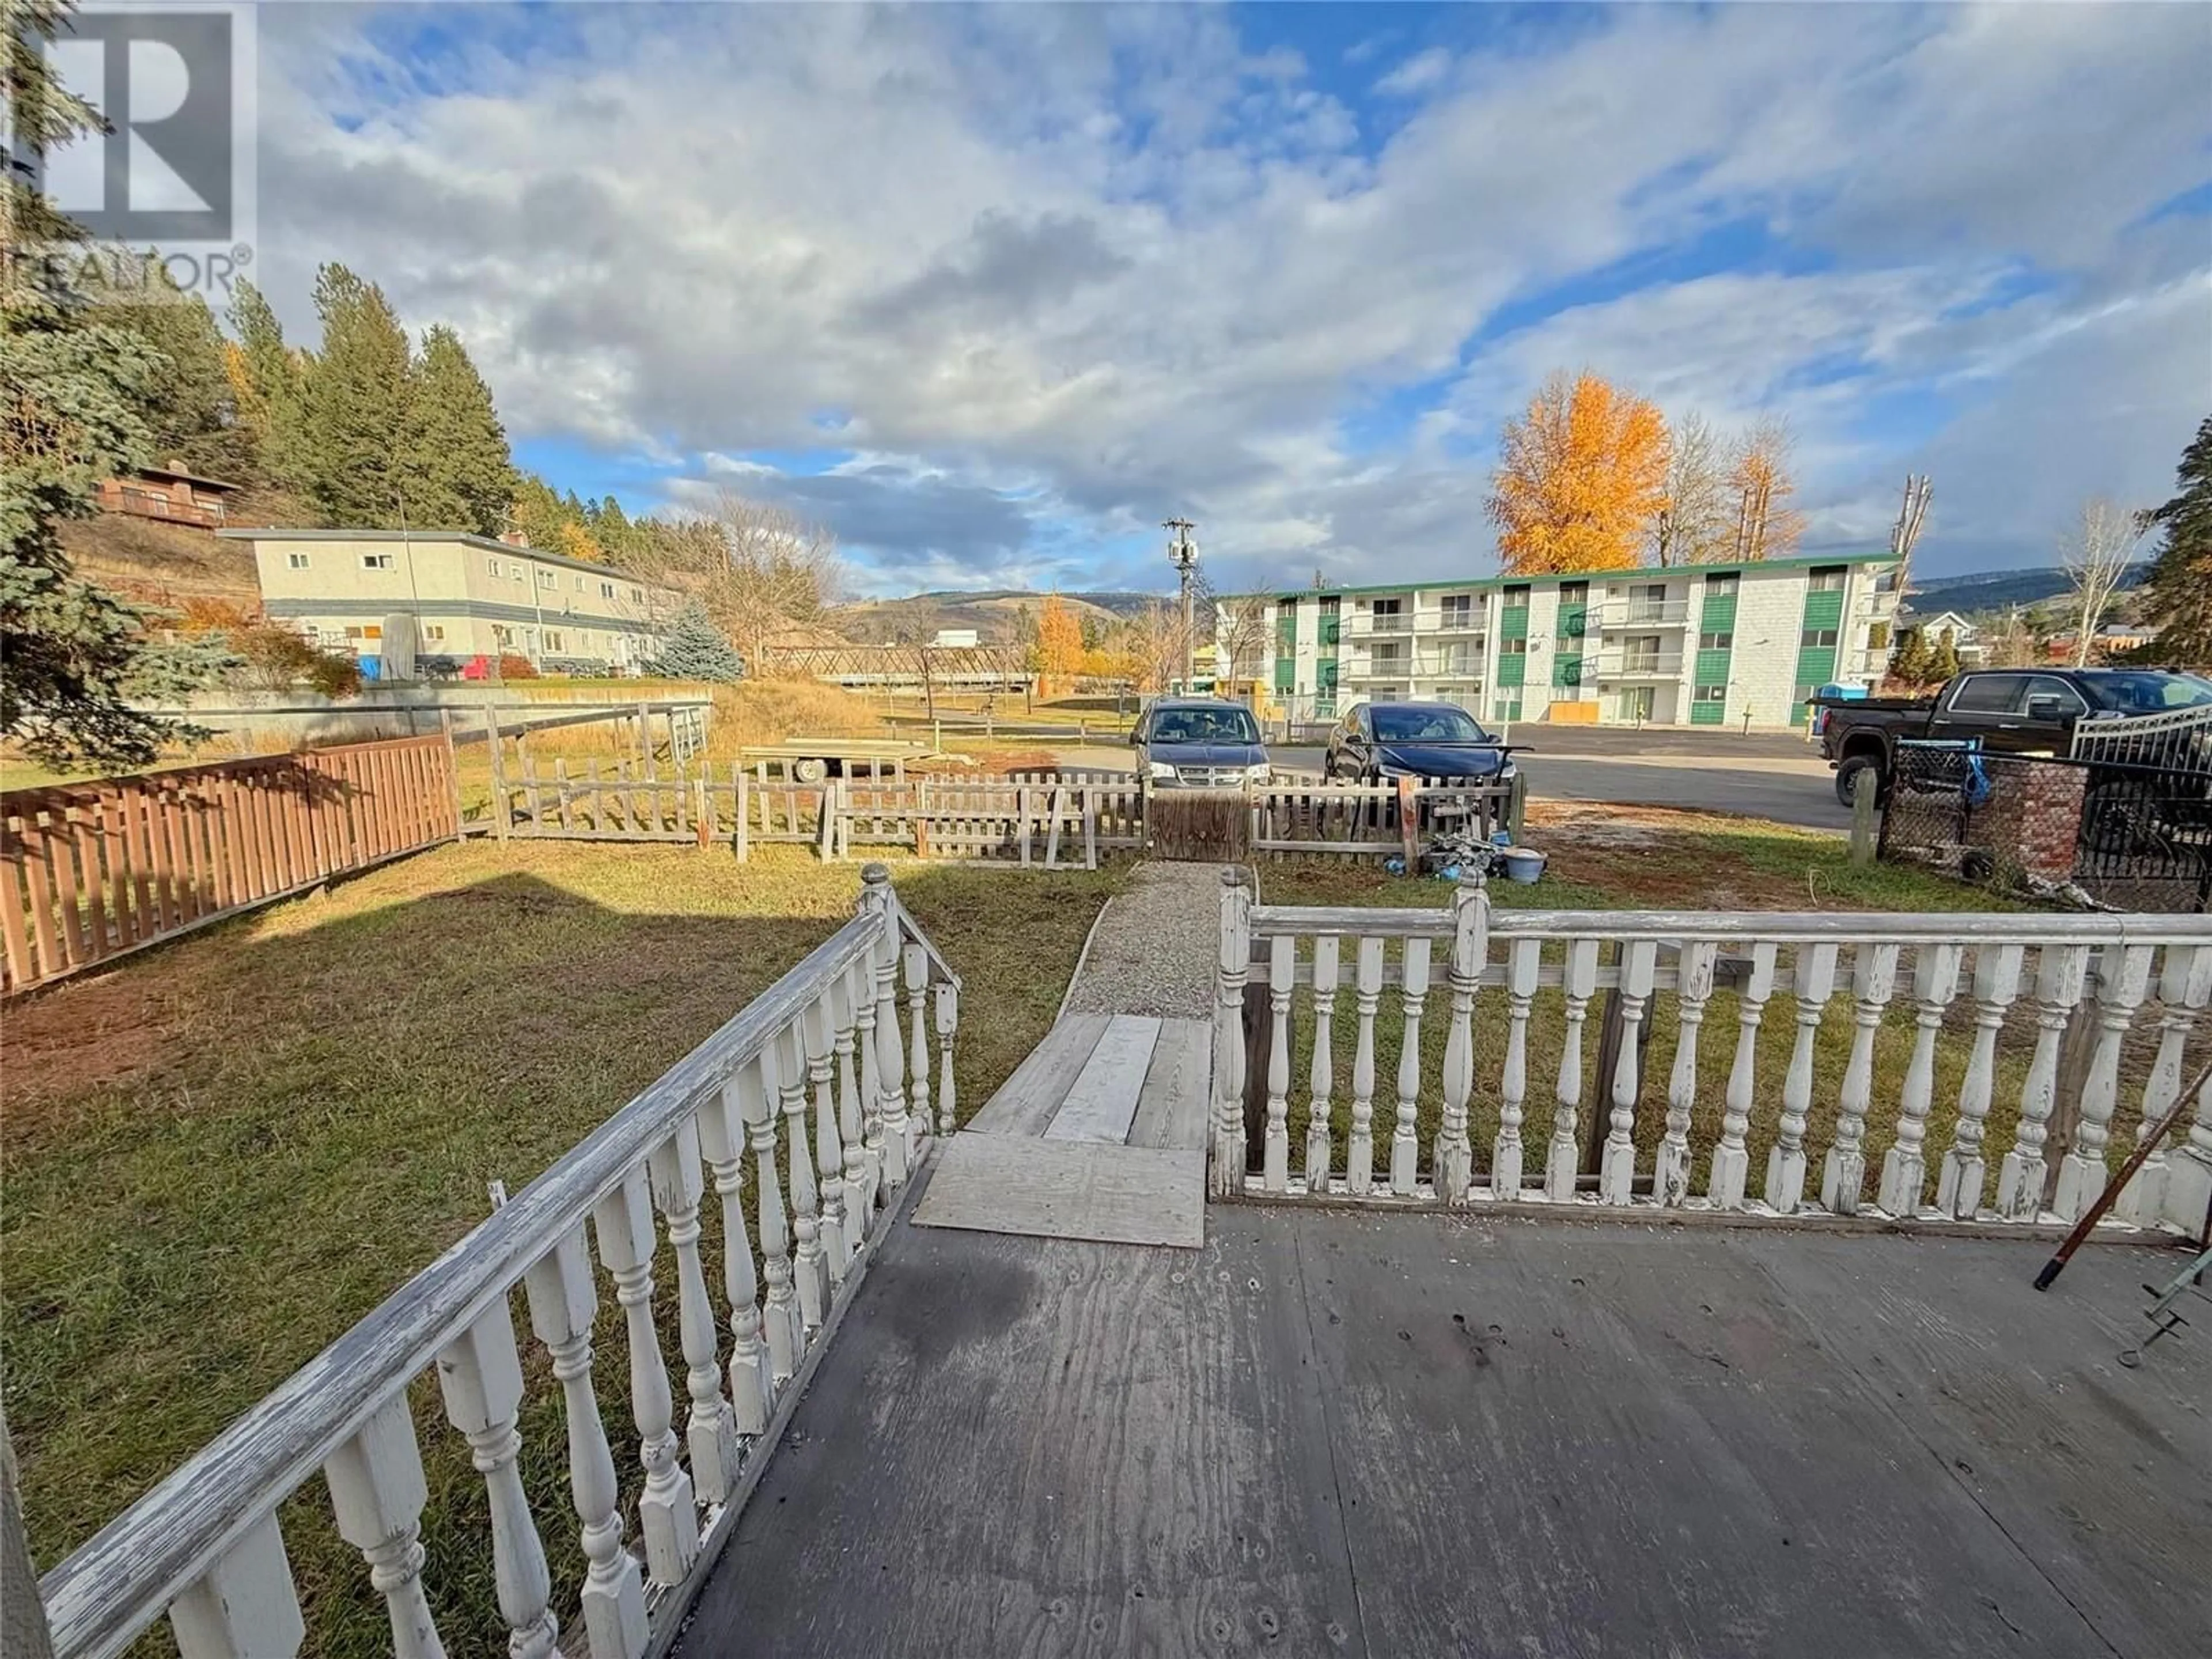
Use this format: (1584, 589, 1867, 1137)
(223, 529, 680, 676)
(1231, 551, 1902, 729)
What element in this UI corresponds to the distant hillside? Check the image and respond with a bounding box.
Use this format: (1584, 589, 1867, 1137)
(1908, 564, 2145, 618)
(832, 588, 1164, 644)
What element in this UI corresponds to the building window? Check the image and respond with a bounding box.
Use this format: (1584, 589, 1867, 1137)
(544, 630, 565, 653)
(1801, 627, 1839, 649)
(1372, 598, 1402, 618)
(1699, 631, 1733, 650)
(574, 574, 586, 592)
(287, 552, 310, 570)
(1502, 584, 1531, 610)
(1559, 581, 1589, 605)
(537, 568, 555, 588)
(1706, 573, 1739, 597)
(343, 626, 363, 639)
(1808, 566, 1847, 592)
(601, 581, 616, 599)
(423, 625, 445, 643)
(629, 587, 642, 604)
(512, 565, 525, 582)
(362, 624, 382, 641)
(361, 553, 394, 570)
(487, 557, 502, 578)
(1501, 638, 1528, 657)
(1695, 684, 1726, 703)
(1441, 593, 1474, 625)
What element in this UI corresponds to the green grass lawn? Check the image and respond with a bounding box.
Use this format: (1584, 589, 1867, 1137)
(1, 841, 1115, 1656)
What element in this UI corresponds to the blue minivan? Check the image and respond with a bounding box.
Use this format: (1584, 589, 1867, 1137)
(1132, 698, 1271, 787)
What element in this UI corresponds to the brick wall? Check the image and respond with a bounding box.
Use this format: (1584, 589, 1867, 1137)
(1972, 756, 2086, 881)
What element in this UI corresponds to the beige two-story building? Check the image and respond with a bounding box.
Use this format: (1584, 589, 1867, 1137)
(224, 529, 679, 676)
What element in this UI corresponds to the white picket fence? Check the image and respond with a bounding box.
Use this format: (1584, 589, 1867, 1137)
(1212, 872, 2212, 1236)
(33, 869, 960, 1659)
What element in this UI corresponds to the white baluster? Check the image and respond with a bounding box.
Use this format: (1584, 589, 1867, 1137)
(169, 1512, 304, 1659)
(1212, 870, 1253, 1196)
(848, 955, 884, 1221)
(2117, 944, 2212, 1226)
(435, 1300, 559, 1656)
(1263, 935, 1294, 1193)
(934, 979, 959, 1134)
(1878, 943, 1964, 1216)
(1492, 937, 1541, 1200)
(1391, 937, 1433, 1196)
(744, 1048, 801, 1383)
(1936, 945, 2025, 1220)
(874, 916, 911, 1189)
(699, 1077, 773, 1435)
(834, 968, 872, 1244)
(520, 1233, 647, 1659)
(1599, 940, 1658, 1205)
(906, 942, 932, 1157)
(1823, 943, 1898, 1214)
(1347, 937, 1384, 1196)
(1653, 940, 1718, 1206)
(649, 1120, 741, 1505)
(804, 993, 851, 1279)
(1765, 943, 1837, 1215)
(592, 1169, 699, 1585)
(1709, 941, 1777, 1209)
(1305, 935, 1340, 1192)
(1436, 881, 1489, 1204)
(2162, 1062, 2212, 1233)
(323, 1397, 447, 1659)
(1997, 944, 2090, 1220)
(1547, 938, 1601, 1202)
(2053, 944, 2155, 1221)
(779, 1024, 829, 1330)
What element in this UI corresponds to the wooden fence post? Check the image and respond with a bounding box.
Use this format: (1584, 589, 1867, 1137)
(440, 711, 464, 842)
(2, 1406, 54, 1659)
(1396, 774, 1419, 868)
(1849, 765, 1877, 866)
(483, 707, 509, 842)
(1506, 771, 1528, 844)
(734, 764, 750, 862)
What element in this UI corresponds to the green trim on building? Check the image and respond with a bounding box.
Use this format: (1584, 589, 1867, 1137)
(1690, 699, 1726, 726)
(1692, 648, 1732, 685)
(1274, 656, 1296, 693)
(1496, 647, 1527, 688)
(1240, 548, 1895, 603)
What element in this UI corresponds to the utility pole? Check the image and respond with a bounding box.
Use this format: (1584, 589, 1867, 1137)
(1165, 517, 1198, 692)
(1889, 474, 1933, 603)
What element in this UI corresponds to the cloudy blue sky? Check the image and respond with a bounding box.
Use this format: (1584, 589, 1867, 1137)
(244, 1, 2210, 596)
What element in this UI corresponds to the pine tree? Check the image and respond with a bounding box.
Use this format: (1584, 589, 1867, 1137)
(2141, 415, 2212, 666)
(112, 266, 256, 482)
(403, 325, 517, 535)
(1, 1, 211, 766)
(1888, 627, 1933, 688)
(655, 599, 745, 681)
(297, 263, 414, 525)
(228, 280, 309, 490)
(1928, 627, 1961, 685)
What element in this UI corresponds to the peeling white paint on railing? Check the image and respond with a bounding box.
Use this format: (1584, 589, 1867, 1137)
(1218, 876, 2212, 1237)
(36, 868, 960, 1659)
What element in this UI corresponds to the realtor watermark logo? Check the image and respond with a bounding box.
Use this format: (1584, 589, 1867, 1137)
(20, 1, 257, 302)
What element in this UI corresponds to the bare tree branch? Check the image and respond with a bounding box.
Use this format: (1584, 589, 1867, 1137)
(2059, 497, 2145, 666)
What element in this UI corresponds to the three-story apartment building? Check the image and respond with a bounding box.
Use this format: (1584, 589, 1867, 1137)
(226, 529, 680, 676)
(1238, 551, 1902, 729)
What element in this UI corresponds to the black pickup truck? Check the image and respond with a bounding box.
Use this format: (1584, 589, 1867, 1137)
(1812, 668, 2212, 805)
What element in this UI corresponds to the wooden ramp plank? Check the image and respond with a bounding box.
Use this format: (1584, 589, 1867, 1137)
(912, 1134, 1205, 1249)
(1126, 1017, 1212, 1152)
(1044, 1014, 1161, 1144)
(967, 1013, 1111, 1137)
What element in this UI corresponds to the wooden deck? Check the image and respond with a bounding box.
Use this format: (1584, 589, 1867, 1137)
(914, 1014, 1210, 1248)
(672, 1209, 2210, 1658)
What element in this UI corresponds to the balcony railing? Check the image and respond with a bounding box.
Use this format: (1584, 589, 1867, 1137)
(1425, 612, 1484, 634)
(1216, 880, 2212, 1232)
(1362, 614, 1415, 635)
(1589, 601, 1691, 629)
(35, 868, 961, 1659)
(1594, 654, 1685, 679)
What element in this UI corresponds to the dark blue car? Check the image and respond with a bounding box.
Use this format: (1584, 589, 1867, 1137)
(1324, 701, 1516, 783)
(1132, 698, 1272, 787)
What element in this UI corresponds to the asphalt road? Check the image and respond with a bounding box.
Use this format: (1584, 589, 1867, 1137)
(1048, 725, 1853, 833)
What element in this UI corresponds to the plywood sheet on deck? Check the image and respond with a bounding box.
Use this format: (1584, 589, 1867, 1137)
(911, 1133, 1204, 1248)
(965, 1013, 1108, 1137)
(1124, 1017, 1211, 1152)
(1043, 1014, 1161, 1143)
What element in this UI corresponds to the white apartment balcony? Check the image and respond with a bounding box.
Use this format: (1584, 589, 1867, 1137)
(1360, 612, 1416, 635)
(1421, 611, 1486, 635)
(1594, 652, 1686, 679)
(1588, 601, 1692, 629)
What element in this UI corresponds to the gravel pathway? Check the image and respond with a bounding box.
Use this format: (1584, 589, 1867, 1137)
(1059, 862, 1226, 1020)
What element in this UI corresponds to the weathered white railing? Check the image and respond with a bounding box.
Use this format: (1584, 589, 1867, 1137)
(35, 865, 961, 1659)
(1212, 870, 2212, 1236)
(2069, 703, 2212, 774)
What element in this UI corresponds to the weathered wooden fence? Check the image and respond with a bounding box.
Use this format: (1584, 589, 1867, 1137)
(1, 734, 460, 994)
(487, 765, 1517, 870)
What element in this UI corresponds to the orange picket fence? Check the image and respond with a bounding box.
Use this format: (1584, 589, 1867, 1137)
(1, 733, 460, 994)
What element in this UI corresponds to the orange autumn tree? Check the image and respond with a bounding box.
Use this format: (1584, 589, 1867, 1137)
(1726, 414, 1805, 562)
(1487, 371, 1671, 573)
(1036, 592, 1084, 697)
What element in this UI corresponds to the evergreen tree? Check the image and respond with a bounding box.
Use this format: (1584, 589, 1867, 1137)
(298, 263, 414, 525)
(654, 599, 745, 681)
(1889, 627, 1933, 688)
(1928, 627, 1961, 685)
(402, 325, 517, 534)
(1, 1, 209, 766)
(112, 266, 256, 482)
(227, 279, 309, 491)
(2141, 415, 2212, 666)
(510, 474, 573, 549)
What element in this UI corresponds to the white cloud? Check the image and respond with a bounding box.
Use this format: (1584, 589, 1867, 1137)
(237, 1, 2211, 593)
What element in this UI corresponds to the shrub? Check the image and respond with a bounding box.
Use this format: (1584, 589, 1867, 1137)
(497, 653, 539, 680)
(305, 653, 362, 697)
